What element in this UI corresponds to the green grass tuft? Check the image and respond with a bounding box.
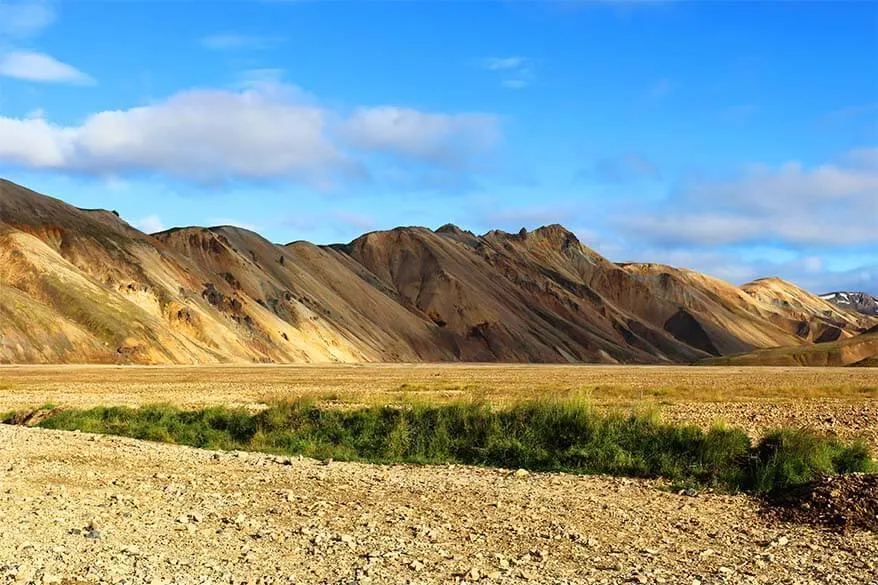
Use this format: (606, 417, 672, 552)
(28, 397, 873, 494)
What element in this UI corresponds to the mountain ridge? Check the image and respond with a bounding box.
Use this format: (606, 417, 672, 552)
(820, 291, 878, 316)
(1, 178, 876, 365)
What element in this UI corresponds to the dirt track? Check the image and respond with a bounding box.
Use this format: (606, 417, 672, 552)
(1, 424, 876, 585)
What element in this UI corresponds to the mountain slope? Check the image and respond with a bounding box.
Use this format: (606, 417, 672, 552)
(699, 331, 878, 367)
(741, 278, 874, 343)
(1, 178, 875, 364)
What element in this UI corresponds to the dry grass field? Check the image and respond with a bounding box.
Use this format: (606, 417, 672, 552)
(1, 363, 876, 449)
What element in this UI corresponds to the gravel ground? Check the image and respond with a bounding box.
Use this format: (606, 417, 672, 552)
(0, 425, 875, 585)
(657, 400, 878, 451)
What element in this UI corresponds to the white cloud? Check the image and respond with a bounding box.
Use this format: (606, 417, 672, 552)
(802, 256, 822, 274)
(0, 83, 500, 183)
(342, 107, 499, 168)
(0, 50, 93, 84)
(0, 1, 54, 38)
(0, 116, 70, 167)
(619, 148, 878, 247)
(620, 214, 761, 246)
(200, 33, 280, 51)
(135, 214, 165, 234)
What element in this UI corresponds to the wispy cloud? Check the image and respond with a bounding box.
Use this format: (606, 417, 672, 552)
(200, 33, 282, 51)
(0, 0, 54, 38)
(616, 147, 878, 247)
(341, 107, 499, 169)
(234, 68, 287, 90)
(480, 57, 527, 71)
(0, 50, 94, 84)
(478, 56, 537, 89)
(135, 214, 166, 234)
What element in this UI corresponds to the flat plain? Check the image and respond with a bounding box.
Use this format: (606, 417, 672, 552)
(1, 364, 876, 584)
(1, 363, 876, 449)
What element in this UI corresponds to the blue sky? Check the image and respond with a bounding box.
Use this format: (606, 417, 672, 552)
(0, 0, 876, 294)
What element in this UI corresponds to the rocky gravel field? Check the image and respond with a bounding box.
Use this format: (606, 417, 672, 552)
(1, 425, 875, 585)
(658, 400, 878, 451)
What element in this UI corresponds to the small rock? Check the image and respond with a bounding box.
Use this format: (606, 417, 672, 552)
(339, 534, 355, 546)
(513, 469, 530, 478)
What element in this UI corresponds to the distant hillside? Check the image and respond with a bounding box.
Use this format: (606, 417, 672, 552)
(820, 291, 878, 316)
(1, 178, 876, 364)
(699, 331, 878, 367)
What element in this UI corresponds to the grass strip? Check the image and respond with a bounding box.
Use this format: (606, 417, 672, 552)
(10, 397, 873, 494)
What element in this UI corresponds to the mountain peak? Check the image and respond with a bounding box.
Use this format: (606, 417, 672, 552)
(820, 291, 878, 316)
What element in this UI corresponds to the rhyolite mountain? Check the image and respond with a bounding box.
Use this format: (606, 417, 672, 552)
(1, 178, 876, 365)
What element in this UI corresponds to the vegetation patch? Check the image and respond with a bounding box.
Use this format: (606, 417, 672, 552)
(5, 397, 872, 494)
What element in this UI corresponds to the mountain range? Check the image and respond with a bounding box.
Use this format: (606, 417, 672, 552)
(1, 178, 876, 366)
(820, 292, 878, 317)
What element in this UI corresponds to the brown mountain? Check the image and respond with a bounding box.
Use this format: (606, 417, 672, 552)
(1, 178, 875, 364)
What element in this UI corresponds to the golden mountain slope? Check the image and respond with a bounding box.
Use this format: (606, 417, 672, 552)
(618, 264, 871, 355)
(700, 330, 878, 367)
(740, 277, 872, 342)
(1, 179, 875, 364)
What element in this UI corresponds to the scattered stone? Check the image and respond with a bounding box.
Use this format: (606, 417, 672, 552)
(1, 423, 875, 583)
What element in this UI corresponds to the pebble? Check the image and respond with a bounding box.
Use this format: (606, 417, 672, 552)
(1, 424, 875, 584)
